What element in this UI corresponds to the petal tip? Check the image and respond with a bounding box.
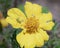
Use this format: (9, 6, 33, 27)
(25, 1, 32, 5)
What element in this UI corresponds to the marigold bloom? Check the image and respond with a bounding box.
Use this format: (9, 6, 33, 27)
(6, 1, 54, 48)
(0, 11, 8, 27)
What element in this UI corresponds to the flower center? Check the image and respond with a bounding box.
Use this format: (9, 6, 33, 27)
(24, 17, 39, 34)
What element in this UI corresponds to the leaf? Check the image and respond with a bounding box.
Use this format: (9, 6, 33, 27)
(18, 4, 25, 13)
(42, 7, 49, 13)
(16, 28, 23, 35)
(52, 21, 57, 31)
(11, 28, 23, 48)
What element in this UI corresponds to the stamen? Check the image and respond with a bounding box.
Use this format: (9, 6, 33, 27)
(24, 17, 39, 34)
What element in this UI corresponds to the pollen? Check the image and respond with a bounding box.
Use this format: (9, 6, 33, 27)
(24, 17, 39, 34)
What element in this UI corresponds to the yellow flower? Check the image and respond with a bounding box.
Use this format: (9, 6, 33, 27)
(6, 1, 54, 48)
(0, 19, 8, 27)
(0, 11, 8, 27)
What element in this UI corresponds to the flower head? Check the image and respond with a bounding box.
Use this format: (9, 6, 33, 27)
(0, 11, 8, 27)
(6, 1, 54, 48)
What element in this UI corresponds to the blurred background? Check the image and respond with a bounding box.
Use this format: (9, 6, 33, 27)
(0, 0, 60, 48)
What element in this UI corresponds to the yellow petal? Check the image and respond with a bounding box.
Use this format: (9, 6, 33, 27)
(44, 21, 54, 30)
(16, 30, 35, 48)
(35, 32, 44, 47)
(6, 17, 22, 28)
(24, 34, 35, 48)
(16, 32, 25, 48)
(1, 19, 8, 27)
(24, 1, 33, 18)
(39, 12, 53, 23)
(39, 29, 49, 41)
(40, 21, 55, 30)
(25, 1, 42, 18)
(7, 8, 26, 22)
(39, 12, 54, 30)
(33, 4, 42, 16)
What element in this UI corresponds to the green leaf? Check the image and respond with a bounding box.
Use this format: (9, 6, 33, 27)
(42, 7, 49, 13)
(15, 28, 23, 35)
(18, 4, 24, 13)
(52, 22, 57, 31)
(11, 28, 23, 48)
(18, 4, 27, 17)
(11, 28, 23, 39)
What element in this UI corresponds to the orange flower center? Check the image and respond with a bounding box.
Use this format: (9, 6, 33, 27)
(24, 17, 39, 34)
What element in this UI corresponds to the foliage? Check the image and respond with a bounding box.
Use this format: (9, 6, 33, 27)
(0, 0, 12, 18)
